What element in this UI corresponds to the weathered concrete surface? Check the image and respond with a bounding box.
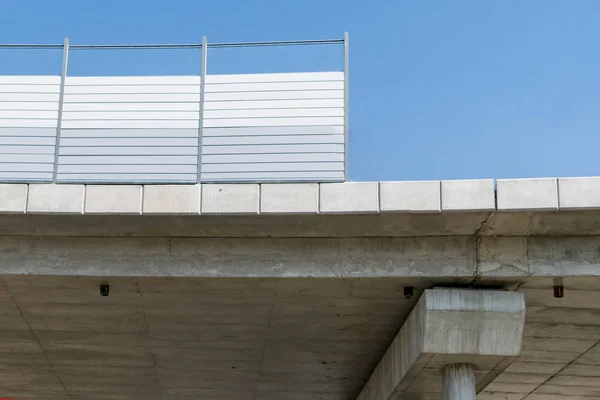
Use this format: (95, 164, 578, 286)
(357, 289, 525, 400)
(380, 181, 441, 213)
(142, 185, 201, 214)
(0, 177, 597, 217)
(260, 183, 319, 214)
(0, 235, 597, 278)
(0, 183, 27, 213)
(84, 185, 142, 214)
(441, 179, 495, 211)
(497, 178, 559, 211)
(201, 184, 259, 214)
(27, 184, 85, 214)
(320, 182, 380, 214)
(0, 210, 598, 238)
(0, 275, 599, 400)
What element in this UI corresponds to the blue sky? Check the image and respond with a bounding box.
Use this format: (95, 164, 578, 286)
(1, 0, 599, 181)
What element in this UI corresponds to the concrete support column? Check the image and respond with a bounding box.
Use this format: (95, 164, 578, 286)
(357, 289, 526, 400)
(443, 364, 476, 400)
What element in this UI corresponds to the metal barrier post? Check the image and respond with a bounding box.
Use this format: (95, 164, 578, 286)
(53, 37, 69, 183)
(197, 36, 208, 183)
(343, 32, 349, 181)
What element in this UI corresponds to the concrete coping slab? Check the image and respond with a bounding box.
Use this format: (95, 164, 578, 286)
(0, 176, 598, 217)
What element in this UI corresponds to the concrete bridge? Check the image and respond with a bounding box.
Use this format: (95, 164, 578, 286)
(0, 177, 599, 399)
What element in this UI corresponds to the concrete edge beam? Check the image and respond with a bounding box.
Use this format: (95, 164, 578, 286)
(84, 185, 143, 215)
(1, 176, 600, 216)
(27, 184, 85, 214)
(319, 182, 379, 214)
(558, 176, 600, 210)
(201, 184, 259, 215)
(142, 185, 201, 215)
(260, 183, 319, 214)
(441, 179, 496, 211)
(497, 178, 559, 211)
(0, 184, 28, 214)
(357, 289, 525, 400)
(380, 181, 441, 213)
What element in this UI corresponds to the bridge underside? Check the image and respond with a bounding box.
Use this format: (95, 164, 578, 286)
(0, 275, 599, 400)
(0, 179, 599, 399)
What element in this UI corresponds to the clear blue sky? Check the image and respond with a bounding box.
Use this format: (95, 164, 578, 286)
(2, 0, 599, 181)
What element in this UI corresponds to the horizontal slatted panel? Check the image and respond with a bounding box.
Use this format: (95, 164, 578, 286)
(202, 162, 343, 173)
(201, 71, 345, 182)
(58, 173, 197, 183)
(202, 171, 343, 182)
(0, 76, 60, 182)
(203, 135, 344, 145)
(202, 126, 344, 137)
(60, 76, 200, 182)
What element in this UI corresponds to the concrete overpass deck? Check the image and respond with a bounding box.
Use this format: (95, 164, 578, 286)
(0, 177, 598, 399)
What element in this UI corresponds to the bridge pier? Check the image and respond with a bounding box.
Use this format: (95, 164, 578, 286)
(357, 288, 526, 400)
(443, 364, 476, 400)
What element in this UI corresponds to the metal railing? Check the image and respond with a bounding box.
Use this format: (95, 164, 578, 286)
(0, 34, 349, 183)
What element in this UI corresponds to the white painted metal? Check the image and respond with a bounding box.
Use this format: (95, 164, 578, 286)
(59, 155, 197, 164)
(0, 69, 346, 183)
(203, 117, 344, 127)
(205, 89, 344, 101)
(0, 84, 60, 93)
(202, 162, 343, 173)
(202, 144, 344, 155)
(58, 173, 197, 182)
(61, 120, 199, 129)
(59, 146, 197, 156)
(203, 153, 344, 163)
(0, 93, 60, 102)
(60, 129, 199, 138)
(63, 93, 202, 103)
(0, 102, 59, 110)
(0, 110, 59, 119)
(0, 75, 61, 182)
(203, 135, 345, 146)
(60, 137, 198, 146)
(204, 81, 344, 92)
(64, 85, 201, 94)
(202, 171, 343, 181)
(62, 111, 201, 120)
(67, 76, 201, 85)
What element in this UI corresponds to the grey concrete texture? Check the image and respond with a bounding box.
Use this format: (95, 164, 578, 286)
(0, 275, 595, 400)
(0, 176, 598, 217)
(0, 209, 600, 239)
(0, 235, 598, 278)
(357, 289, 525, 400)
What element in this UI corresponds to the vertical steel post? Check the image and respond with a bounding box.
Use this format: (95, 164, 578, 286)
(343, 32, 349, 181)
(197, 36, 208, 183)
(53, 37, 69, 183)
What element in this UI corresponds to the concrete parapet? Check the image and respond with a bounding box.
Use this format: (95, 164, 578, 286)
(380, 181, 441, 213)
(84, 185, 142, 214)
(201, 184, 259, 215)
(260, 184, 319, 214)
(558, 177, 600, 210)
(27, 184, 84, 214)
(0, 184, 27, 213)
(319, 182, 379, 214)
(497, 178, 559, 211)
(441, 179, 495, 211)
(143, 185, 200, 215)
